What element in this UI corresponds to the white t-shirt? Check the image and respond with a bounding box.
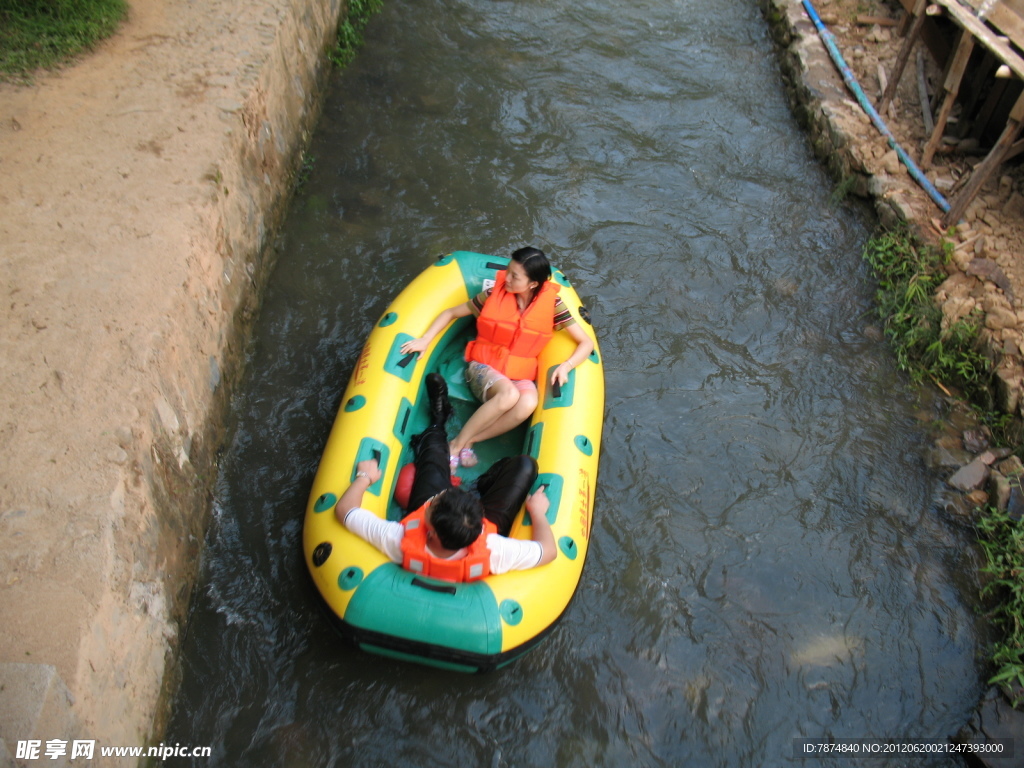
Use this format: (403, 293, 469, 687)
(342, 506, 543, 574)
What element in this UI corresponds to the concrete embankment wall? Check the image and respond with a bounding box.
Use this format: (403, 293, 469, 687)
(0, 0, 341, 762)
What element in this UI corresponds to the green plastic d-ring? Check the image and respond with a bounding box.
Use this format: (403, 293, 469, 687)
(379, 312, 398, 328)
(558, 536, 578, 560)
(338, 566, 364, 591)
(314, 493, 337, 513)
(344, 395, 366, 412)
(499, 599, 524, 626)
(574, 435, 593, 456)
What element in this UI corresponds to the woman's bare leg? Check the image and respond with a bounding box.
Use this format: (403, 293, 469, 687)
(449, 379, 521, 457)
(459, 387, 537, 446)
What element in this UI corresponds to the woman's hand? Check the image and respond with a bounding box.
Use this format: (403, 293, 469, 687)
(398, 303, 474, 357)
(400, 337, 429, 356)
(552, 325, 594, 387)
(551, 363, 571, 387)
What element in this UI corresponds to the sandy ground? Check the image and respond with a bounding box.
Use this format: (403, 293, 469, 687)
(1, 0, 339, 758)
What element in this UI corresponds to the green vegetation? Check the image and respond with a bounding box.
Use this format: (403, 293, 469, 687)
(862, 227, 1024, 707)
(862, 227, 990, 402)
(0, 0, 127, 80)
(828, 175, 858, 209)
(296, 151, 316, 189)
(330, 0, 383, 69)
(976, 505, 1024, 707)
(0, 0, 384, 80)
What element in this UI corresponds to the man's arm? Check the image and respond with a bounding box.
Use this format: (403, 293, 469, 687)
(525, 485, 557, 566)
(333, 459, 404, 563)
(334, 458, 381, 521)
(485, 486, 558, 574)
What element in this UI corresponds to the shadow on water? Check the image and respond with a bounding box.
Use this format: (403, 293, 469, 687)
(166, 0, 986, 765)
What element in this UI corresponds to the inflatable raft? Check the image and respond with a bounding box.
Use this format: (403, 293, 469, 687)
(303, 251, 603, 672)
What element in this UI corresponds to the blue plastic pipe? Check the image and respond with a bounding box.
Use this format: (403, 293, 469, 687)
(801, 0, 951, 212)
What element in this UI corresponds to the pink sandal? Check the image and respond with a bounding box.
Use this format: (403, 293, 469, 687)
(449, 455, 460, 474)
(459, 448, 478, 468)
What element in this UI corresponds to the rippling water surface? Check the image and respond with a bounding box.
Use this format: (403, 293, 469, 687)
(166, 0, 985, 765)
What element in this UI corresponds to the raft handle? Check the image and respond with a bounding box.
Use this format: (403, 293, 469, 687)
(397, 353, 416, 369)
(411, 577, 457, 595)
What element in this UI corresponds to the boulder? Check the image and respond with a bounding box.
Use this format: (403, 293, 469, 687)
(948, 457, 991, 491)
(989, 472, 1011, 512)
(963, 428, 991, 453)
(957, 686, 1024, 767)
(1007, 485, 1024, 522)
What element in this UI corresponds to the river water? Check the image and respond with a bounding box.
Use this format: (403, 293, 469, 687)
(166, 0, 987, 765)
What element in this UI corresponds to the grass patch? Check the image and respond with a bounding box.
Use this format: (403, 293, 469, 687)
(330, 0, 384, 69)
(1, 0, 383, 79)
(862, 226, 990, 402)
(829, 174, 859, 208)
(296, 151, 316, 189)
(976, 505, 1024, 707)
(864, 226, 1024, 707)
(0, 0, 127, 80)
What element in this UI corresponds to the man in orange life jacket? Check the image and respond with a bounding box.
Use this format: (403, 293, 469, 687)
(334, 374, 557, 580)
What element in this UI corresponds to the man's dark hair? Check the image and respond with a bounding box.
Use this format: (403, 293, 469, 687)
(431, 487, 484, 550)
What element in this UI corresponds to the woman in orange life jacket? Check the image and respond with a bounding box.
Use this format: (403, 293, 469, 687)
(400, 247, 594, 473)
(335, 374, 557, 580)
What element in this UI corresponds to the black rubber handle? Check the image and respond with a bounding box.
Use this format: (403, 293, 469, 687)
(411, 578, 457, 595)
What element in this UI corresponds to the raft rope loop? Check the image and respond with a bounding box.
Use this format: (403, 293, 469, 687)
(801, 0, 951, 213)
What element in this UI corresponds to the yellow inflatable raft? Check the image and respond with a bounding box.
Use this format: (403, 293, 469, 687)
(303, 251, 603, 672)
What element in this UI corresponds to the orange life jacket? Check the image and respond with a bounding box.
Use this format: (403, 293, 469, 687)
(399, 502, 496, 582)
(464, 271, 560, 381)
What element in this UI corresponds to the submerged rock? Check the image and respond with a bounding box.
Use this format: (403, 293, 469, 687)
(963, 428, 991, 454)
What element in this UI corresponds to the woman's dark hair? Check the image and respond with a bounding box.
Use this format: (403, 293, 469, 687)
(431, 487, 484, 550)
(511, 246, 551, 286)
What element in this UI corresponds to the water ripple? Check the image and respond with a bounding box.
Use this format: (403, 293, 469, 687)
(167, 0, 983, 764)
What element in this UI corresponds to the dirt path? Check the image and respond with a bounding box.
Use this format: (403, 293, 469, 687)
(0, 0, 339, 758)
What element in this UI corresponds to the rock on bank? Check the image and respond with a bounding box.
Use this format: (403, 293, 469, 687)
(0, 0, 342, 761)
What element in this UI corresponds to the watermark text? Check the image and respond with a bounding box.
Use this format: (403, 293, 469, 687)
(16, 740, 211, 761)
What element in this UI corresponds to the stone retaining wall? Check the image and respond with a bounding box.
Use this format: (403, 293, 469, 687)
(759, 0, 937, 229)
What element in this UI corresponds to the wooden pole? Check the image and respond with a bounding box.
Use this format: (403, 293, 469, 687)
(917, 46, 935, 134)
(880, 0, 930, 113)
(922, 31, 976, 168)
(942, 90, 1024, 226)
